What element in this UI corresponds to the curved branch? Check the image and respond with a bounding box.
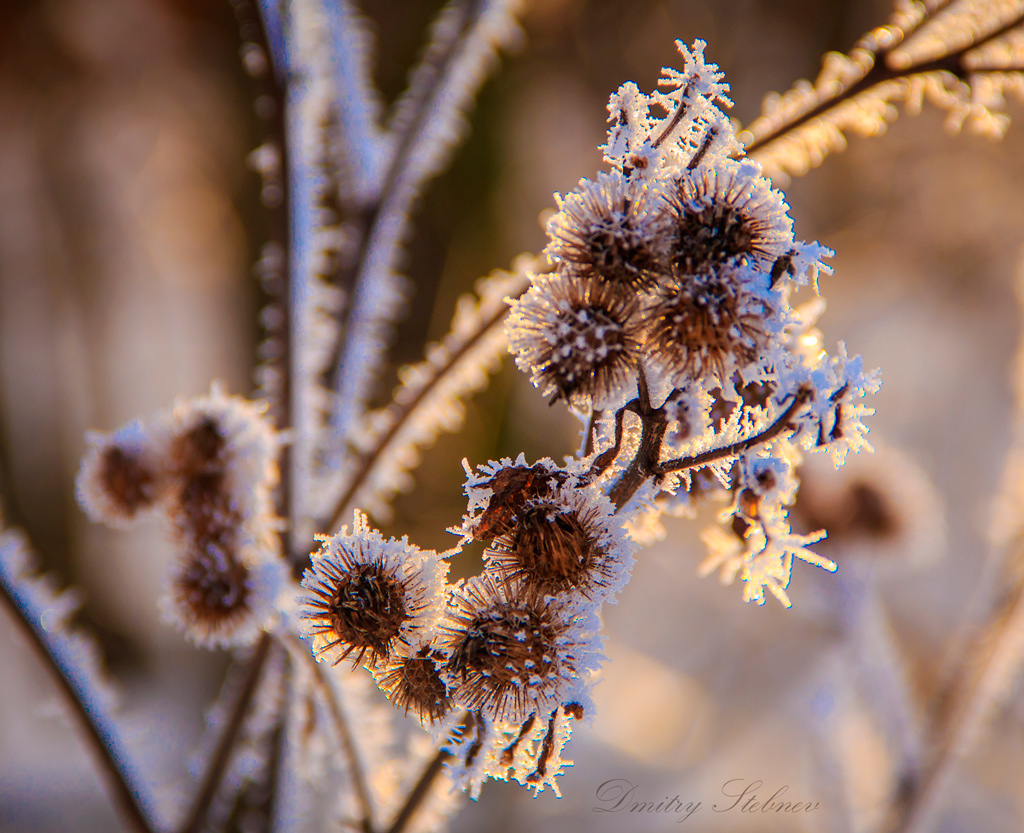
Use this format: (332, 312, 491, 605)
(178, 632, 274, 833)
(0, 573, 156, 833)
(385, 747, 453, 833)
(743, 9, 1024, 161)
(655, 387, 812, 476)
(284, 634, 376, 833)
(318, 280, 526, 540)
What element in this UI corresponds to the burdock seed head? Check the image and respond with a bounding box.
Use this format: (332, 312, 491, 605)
(301, 512, 447, 668)
(483, 482, 635, 602)
(439, 576, 599, 723)
(506, 271, 643, 409)
(373, 640, 452, 725)
(545, 172, 671, 291)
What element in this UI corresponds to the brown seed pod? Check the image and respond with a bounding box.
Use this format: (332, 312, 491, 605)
(667, 162, 794, 273)
(373, 644, 452, 724)
(484, 490, 630, 601)
(644, 269, 771, 383)
(545, 172, 670, 291)
(170, 416, 227, 479)
(507, 272, 642, 407)
(463, 462, 567, 542)
(441, 576, 593, 722)
(303, 558, 409, 667)
(301, 518, 447, 668)
(168, 541, 253, 646)
(76, 429, 167, 526)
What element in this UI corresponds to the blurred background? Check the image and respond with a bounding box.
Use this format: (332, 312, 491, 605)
(2, 0, 1024, 830)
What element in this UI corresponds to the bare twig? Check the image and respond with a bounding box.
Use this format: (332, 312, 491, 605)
(654, 387, 812, 476)
(284, 634, 376, 833)
(179, 632, 275, 833)
(887, 534, 1024, 833)
(325, 0, 487, 400)
(0, 576, 156, 833)
(318, 281, 527, 541)
(743, 9, 1024, 160)
(384, 747, 453, 833)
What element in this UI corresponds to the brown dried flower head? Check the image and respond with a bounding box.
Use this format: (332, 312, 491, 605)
(463, 462, 567, 542)
(301, 517, 447, 668)
(76, 426, 167, 526)
(545, 172, 670, 290)
(668, 161, 793, 273)
(484, 491, 629, 600)
(168, 542, 253, 646)
(303, 556, 409, 667)
(171, 415, 228, 479)
(644, 269, 771, 382)
(506, 272, 642, 407)
(441, 576, 590, 722)
(373, 643, 452, 725)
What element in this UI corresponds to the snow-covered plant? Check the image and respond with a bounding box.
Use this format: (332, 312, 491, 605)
(4, 1, 1024, 832)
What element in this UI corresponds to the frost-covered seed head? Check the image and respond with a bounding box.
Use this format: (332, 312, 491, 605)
(171, 416, 227, 478)
(301, 519, 447, 668)
(303, 557, 408, 667)
(644, 270, 769, 382)
(668, 163, 793, 272)
(100, 447, 158, 515)
(76, 425, 168, 526)
(442, 577, 582, 722)
(487, 503, 607, 597)
(170, 544, 253, 644)
(545, 173, 669, 291)
(373, 645, 452, 725)
(463, 463, 567, 541)
(507, 273, 641, 407)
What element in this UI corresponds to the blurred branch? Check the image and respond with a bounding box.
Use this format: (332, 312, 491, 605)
(178, 632, 274, 833)
(0, 556, 156, 833)
(743, 3, 1024, 174)
(887, 533, 1024, 833)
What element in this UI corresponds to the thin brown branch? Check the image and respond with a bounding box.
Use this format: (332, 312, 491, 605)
(285, 634, 376, 833)
(384, 747, 453, 833)
(654, 387, 812, 476)
(179, 632, 275, 833)
(651, 81, 693, 149)
(0, 576, 156, 833)
(743, 9, 1024, 159)
(886, 534, 1024, 833)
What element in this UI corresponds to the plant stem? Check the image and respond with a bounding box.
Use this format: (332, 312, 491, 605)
(318, 280, 528, 542)
(655, 388, 811, 476)
(0, 576, 156, 833)
(285, 634, 376, 833)
(743, 9, 1024, 160)
(179, 632, 274, 833)
(384, 747, 452, 833)
(886, 535, 1024, 833)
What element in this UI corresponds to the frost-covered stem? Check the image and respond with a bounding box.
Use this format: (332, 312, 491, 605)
(384, 745, 454, 833)
(0, 578, 156, 833)
(651, 80, 693, 149)
(179, 632, 274, 833)
(743, 10, 1024, 160)
(325, 0, 487, 395)
(285, 634, 375, 832)
(608, 369, 668, 510)
(655, 386, 812, 475)
(246, 0, 295, 531)
(608, 411, 668, 511)
(319, 293, 517, 540)
(888, 536, 1024, 833)
(590, 405, 629, 478)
